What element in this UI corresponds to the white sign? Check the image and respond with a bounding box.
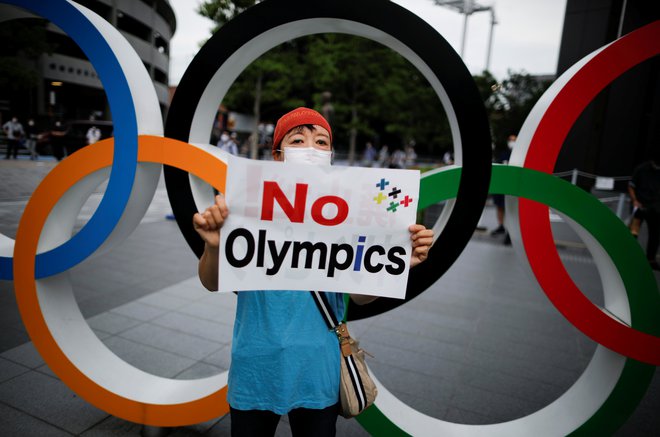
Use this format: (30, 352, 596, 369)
(217, 155, 420, 299)
(595, 176, 615, 190)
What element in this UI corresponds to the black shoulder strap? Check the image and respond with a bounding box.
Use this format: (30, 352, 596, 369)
(310, 291, 338, 330)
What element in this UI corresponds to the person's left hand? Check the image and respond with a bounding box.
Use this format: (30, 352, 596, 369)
(409, 224, 434, 268)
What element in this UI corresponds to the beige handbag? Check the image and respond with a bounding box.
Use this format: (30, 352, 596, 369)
(311, 291, 378, 418)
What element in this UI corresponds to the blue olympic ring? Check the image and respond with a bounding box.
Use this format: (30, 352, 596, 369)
(0, 0, 138, 280)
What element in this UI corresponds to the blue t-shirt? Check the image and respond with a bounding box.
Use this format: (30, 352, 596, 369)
(228, 290, 345, 414)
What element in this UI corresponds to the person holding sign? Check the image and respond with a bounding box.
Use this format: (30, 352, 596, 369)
(193, 107, 433, 437)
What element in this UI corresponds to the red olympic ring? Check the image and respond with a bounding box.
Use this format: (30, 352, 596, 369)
(519, 21, 660, 364)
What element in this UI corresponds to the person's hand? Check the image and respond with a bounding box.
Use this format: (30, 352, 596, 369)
(409, 224, 434, 268)
(192, 194, 229, 248)
(633, 200, 643, 209)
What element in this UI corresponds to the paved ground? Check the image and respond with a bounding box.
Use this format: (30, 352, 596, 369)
(0, 156, 658, 436)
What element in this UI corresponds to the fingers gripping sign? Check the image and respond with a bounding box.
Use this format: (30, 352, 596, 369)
(193, 194, 229, 249)
(409, 224, 434, 268)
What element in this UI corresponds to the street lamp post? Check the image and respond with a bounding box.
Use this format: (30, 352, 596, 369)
(432, 0, 496, 72)
(485, 7, 497, 71)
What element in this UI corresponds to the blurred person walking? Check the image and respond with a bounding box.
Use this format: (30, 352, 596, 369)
(3, 116, 24, 159)
(362, 141, 376, 167)
(24, 118, 39, 160)
(628, 154, 660, 270)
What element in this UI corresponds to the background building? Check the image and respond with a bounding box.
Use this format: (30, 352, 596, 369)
(554, 0, 660, 180)
(1, 0, 175, 124)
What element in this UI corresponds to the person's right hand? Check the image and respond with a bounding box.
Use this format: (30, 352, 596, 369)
(192, 194, 228, 249)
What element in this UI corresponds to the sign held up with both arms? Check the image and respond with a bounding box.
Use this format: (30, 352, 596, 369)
(218, 155, 420, 299)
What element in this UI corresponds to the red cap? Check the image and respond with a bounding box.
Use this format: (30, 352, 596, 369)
(272, 107, 332, 151)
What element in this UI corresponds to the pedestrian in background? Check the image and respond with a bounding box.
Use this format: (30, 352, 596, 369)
(24, 118, 39, 160)
(362, 141, 376, 167)
(50, 120, 68, 161)
(3, 116, 24, 159)
(86, 125, 101, 145)
(404, 142, 417, 168)
(628, 154, 660, 270)
(490, 134, 516, 245)
(389, 147, 406, 169)
(377, 144, 389, 168)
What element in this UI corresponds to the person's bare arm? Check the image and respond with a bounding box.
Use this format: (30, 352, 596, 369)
(193, 194, 228, 291)
(350, 224, 434, 305)
(628, 184, 642, 209)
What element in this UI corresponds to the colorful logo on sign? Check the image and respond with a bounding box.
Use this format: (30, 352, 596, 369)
(373, 178, 415, 213)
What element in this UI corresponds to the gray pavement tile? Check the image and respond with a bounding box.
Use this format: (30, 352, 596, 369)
(204, 415, 232, 436)
(174, 362, 225, 380)
(458, 364, 564, 406)
(335, 418, 371, 436)
(400, 298, 479, 332)
(359, 324, 467, 363)
(0, 371, 108, 434)
(576, 334, 598, 360)
(370, 314, 474, 347)
(102, 336, 196, 378)
(449, 385, 535, 423)
(444, 406, 498, 425)
(92, 329, 113, 340)
(201, 345, 232, 371)
(86, 312, 144, 335)
(476, 317, 580, 354)
(369, 359, 454, 406)
(397, 390, 449, 419)
(196, 292, 238, 310)
(159, 279, 210, 301)
(342, 318, 375, 338)
(168, 417, 225, 436)
(110, 301, 168, 322)
(77, 295, 139, 321)
(35, 362, 58, 379)
(79, 415, 142, 436)
(0, 356, 29, 383)
(202, 414, 293, 437)
(118, 323, 224, 361)
(151, 311, 233, 344)
(0, 326, 30, 355)
(1, 342, 44, 369)
(0, 402, 73, 436)
(366, 341, 464, 380)
(464, 347, 584, 390)
(469, 333, 584, 372)
(177, 300, 236, 325)
(135, 293, 190, 311)
(479, 300, 577, 337)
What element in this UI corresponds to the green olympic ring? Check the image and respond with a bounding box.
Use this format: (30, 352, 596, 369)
(355, 164, 659, 436)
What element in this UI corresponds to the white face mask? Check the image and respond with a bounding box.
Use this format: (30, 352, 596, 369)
(283, 147, 332, 166)
(220, 134, 229, 142)
(507, 141, 516, 150)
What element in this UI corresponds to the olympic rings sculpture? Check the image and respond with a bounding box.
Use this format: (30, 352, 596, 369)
(1, 0, 659, 434)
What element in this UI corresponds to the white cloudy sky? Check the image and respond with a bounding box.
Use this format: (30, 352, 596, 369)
(168, 0, 567, 86)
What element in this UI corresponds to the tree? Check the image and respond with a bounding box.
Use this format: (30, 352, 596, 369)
(474, 69, 552, 151)
(198, 0, 260, 31)
(0, 19, 54, 117)
(198, 1, 491, 163)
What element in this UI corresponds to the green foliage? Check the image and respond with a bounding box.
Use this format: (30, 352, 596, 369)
(198, 1, 552, 159)
(474, 69, 552, 149)
(0, 19, 53, 90)
(198, 0, 260, 32)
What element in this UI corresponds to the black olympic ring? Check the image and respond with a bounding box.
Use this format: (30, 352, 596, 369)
(163, 0, 492, 319)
